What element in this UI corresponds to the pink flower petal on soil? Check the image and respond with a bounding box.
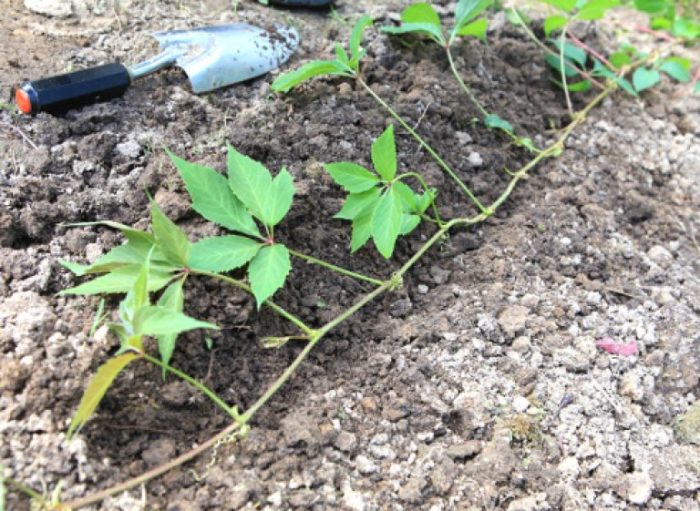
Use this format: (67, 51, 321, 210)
(595, 337, 638, 357)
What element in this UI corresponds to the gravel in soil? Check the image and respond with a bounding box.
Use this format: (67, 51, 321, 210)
(1, 1, 699, 510)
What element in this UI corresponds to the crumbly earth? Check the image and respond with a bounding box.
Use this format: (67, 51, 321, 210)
(1, 0, 699, 510)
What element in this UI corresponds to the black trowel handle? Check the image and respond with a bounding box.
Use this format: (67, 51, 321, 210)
(16, 63, 131, 115)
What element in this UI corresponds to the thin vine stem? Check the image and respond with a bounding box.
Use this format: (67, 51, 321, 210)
(288, 249, 384, 286)
(559, 28, 575, 117)
(444, 47, 489, 118)
(509, 9, 606, 91)
(357, 77, 491, 216)
(191, 270, 315, 336)
(4, 476, 48, 507)
(446, 47, 542, 152)
(141, 354, 240, 421)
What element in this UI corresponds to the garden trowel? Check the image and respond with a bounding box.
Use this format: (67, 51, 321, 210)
(15, 23, 299, 115)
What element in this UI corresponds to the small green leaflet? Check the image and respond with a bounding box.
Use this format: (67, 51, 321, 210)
(156, 277, 185, 378)
(151, 200, 190, 267)
(381, 3, 446, 45)
(695, 82, 700, 94)
(118, 249, 151, 328)
(544, 15, 568, 37)
(325, 162, 379, 193)
(456, 18, 488, 40)
(227, 146, 295, 229)
(484, 113, 514, 133)
(271, 60, 351, 93)
(371, 187, 403, 259)
(452, 0, 493, 40)
(188, 236, 262, 273)
(371, 125, 397, 181)
(400, 215, 421, 235)
(351, 208, 373, 253)
(335, 188, 382, 221)
(168, 151, 260, 238)
(633, 0, 667, 14)
(68, 352, 139, 438)
(133, 306, 218, 337)
(59, 265, 174, 295)
(248, 244, 292, 308)
(349, 15, 374, 62)
(658, 58, 691, 83)
(269, 169, 296, 227)
(632, 67, 661, 92)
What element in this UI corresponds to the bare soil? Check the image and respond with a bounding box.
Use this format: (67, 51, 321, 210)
(1, 1, 699, 510)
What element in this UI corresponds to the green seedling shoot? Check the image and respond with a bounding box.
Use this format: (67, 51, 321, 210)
(325, 125, 438, 258)
(380, 0, 537, 152)
(272, 14, 491, 216)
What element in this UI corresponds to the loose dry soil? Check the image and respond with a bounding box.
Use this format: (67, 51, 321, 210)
(1, 0, 699, 510)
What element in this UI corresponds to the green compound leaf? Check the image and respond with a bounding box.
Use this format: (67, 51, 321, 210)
(456, 18, 488, 40)
(350, 15, 374, 62)
(133, 306, 218, 337)
(325, 162, 380, 193)
(59, 265, 174, 296)
(150, 201, 190, 267)
(271, 60, 352, 93)
(189, 236, 262, 273)
(484, 113, 514, 133)
(658, 57, 691, 82)
(227, 146, 294, 228)
(248, 244, 292, 309)
(168, 151, 260, 238)
(156, 277, 185, 378)
(371, 186, 403, 259)
(632, 67, 661, 92)
(68, 352, 139, 438)
(452, 0, 493, 39)
(334, 188, 381, 220)
(371, 125, 397, 181)
(544, 15, 568, 36)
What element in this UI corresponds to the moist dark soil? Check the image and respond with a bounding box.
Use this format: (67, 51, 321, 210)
(1, 1, 699, 510)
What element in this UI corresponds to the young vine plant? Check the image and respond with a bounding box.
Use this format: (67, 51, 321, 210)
(29, 0, 698, 508)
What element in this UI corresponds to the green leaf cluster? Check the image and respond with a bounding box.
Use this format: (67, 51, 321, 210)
(272, 15, 373, 93)
(325, 125, 435, 258)
(635, 0, 700, 40)
(380, 0, 493, 46)
(67, 253, 217, 438)
(169, 146, 295, 308)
